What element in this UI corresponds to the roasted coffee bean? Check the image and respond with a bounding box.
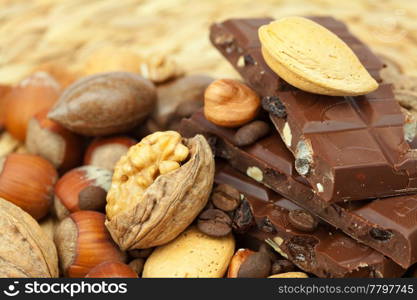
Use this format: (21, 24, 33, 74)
(271, 259, 296, 275)
(288, 209, 318, 232)
(262, 96, 286, 118)
(232, 198, 255, 234)
(234, 120, 270, 147)
(197, 209, 232, 237)
(237, 251, 271, 278)
(211, 184, 241, 212)
(370, 228, 393, 241)
(128, 248, 154, 259)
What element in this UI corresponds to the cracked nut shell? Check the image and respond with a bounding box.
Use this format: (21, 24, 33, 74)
(105, 131, 214, 250)
(0, 198, 58, 277)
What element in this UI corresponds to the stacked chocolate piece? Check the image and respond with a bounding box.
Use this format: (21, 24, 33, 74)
(180, 16, 417, 277)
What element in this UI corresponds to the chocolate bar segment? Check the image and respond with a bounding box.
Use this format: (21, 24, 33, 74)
(210, 17, 417, 203)
(180, 111, 417, 268)
(215, 163, 404, 278)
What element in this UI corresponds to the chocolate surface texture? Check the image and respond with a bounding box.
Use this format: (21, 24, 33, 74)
(180, 110, 417, 269)
(209, 17, 417, 203)
(215, 163, 404, 278)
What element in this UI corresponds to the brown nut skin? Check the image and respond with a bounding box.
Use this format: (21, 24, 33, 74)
(0, 153, 58, 220)
(4, 72, 61, 141)
(204, 79, 260, 128)
(26, 110, 83, 172)
(48, 72, 156, 136)
(85, 261, 138, 278)
(54, 211, 126, 278)
(53, 166, 112, 220)
(84, 136, 137, 171)
(0, 84, 11, 130)
(0, 198, 59, 277)
(227, 248, 254, 278)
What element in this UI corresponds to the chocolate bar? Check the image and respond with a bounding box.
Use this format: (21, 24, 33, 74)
(215, 163, 404, 278)
(180, 111, 417, 268)
(209, 17, 417, 203)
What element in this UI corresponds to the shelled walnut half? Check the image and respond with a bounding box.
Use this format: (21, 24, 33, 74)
(105, 131, 214, 250)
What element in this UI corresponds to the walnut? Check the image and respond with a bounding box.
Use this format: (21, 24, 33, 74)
(0, 198, 58, 277)
(105, 131, 214, 250)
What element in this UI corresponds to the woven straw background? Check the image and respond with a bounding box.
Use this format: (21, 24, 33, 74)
(0, 0, 416, 84)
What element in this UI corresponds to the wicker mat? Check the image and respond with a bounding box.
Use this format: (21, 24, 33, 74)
(0, 0, 416, 84)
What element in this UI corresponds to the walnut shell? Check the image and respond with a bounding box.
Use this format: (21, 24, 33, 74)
(105, 134, 214, 250)
(48, 72, 156, 136)
(0, 198, 58, 277)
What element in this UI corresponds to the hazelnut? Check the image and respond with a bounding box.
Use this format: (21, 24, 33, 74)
(0, 84, 11, 130)
(53, 166, 112, 220)
(0, 153, 58, 220)
(26, 110, 83, 171)
(128, 248, 154, 259)
(84, 136, 137, 171)
(85, 261, 138, 278)
(227, 248, 254, 278)
(35, 62, 80, 88)
(54, 211, 126, 278)
(204, 79, 260, 127)
(227, 248, 272, 278)
(4, 72, 61, 141)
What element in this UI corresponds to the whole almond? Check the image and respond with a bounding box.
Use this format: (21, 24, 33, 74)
(258, 17, 378, 96)
(48, 72, 156, 136)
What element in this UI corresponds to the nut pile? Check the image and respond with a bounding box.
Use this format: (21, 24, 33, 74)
(0, 56, 310, 279)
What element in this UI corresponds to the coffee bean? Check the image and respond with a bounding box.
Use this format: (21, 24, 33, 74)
(232, 198, 255, 234)
(262, 96, 286, 118)
(288, 209, 318, 232)
(370, 228, 393, 241)
(271, 259, 296, 275)
(237, 251, 271, 278)
(211, 184, 241, 212)
(197, 209, 232, 237)
(234, 120, 270, 147)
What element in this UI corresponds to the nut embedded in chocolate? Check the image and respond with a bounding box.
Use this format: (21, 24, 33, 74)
(232, 197, 255, 234)
(211, 183, 241, 212)
(234, 120, 270, 147)
(261, 96, 286, 118)
(370, 228, 393, 241)
(259, 216, 276, 233)
(288, 209, 319, 233)
(197, 208, 232, 237)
